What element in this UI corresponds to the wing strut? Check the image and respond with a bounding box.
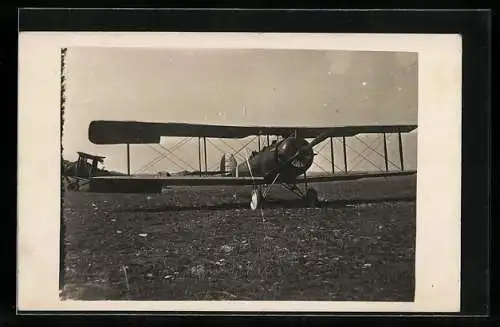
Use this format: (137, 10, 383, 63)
(383, 133, 389, 172)
(398, 132, 405, 171)
(126, 143, 131, 176)
(342, 136, 348, 173)
(203, 137, 208, 173)
(329, 137, 335, 175)
(198, 137, 202, 176)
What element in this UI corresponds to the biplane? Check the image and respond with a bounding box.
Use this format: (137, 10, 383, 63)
(86, 120, 417, 210)
(62, 152, 108, 191)
(62, 151, 125, 191)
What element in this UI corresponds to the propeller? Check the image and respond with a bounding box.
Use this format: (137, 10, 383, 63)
(276, 129, 334, 171)
(264, 129, 335, 178)
(282, 130, 333, 167)
(276, 137, 314, 170)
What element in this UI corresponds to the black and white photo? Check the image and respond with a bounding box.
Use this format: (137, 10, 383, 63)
(17, 32, 462, 312)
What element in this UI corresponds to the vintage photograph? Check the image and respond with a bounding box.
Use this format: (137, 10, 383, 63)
(59, 46, 418, 301)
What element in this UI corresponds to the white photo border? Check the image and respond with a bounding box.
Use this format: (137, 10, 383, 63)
(17, 32, 462, 312)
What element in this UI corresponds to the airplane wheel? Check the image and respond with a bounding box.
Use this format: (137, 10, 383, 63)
(305, 188, 319, 207)
(68, 182, 78, 191)
(250, 189, 262, 211)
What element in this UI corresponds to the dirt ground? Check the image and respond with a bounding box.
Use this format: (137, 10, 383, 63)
(60, 175, 416, 301)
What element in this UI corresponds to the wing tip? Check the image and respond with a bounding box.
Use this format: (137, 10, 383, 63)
(88, 120, 161, 144)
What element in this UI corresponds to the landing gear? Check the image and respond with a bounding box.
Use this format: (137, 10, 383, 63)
(249, 173, 281, 211)
(248, 177, 320, 211)
(305, 188, 319, 207)
(66, 179, 79, 191)
(250, 189, 262, 210)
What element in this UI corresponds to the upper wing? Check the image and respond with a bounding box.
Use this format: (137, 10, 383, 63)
(89, 175, 266, 193)
(88, 120, 417, 144)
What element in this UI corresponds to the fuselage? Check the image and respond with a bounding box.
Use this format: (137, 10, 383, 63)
(230, 137, 314, 183)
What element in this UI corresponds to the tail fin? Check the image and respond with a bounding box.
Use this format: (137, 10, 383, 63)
(228, 154, 238, 177)
(220, 153, 238, 177)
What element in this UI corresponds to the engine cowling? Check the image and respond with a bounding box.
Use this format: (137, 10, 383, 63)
(276, 137, 314, 176)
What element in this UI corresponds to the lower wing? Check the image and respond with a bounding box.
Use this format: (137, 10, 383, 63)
(298, 170, 416, 184)
(88, 175, 266, 193)
(87, 171, 415, 193)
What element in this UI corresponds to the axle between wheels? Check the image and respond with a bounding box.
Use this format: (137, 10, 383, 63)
(249, 186, 319, 210)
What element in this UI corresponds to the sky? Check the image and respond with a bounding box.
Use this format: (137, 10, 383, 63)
(62, 47, 418, 174)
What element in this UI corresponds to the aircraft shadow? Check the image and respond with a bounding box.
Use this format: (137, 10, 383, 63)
(113, 196, 416, 213)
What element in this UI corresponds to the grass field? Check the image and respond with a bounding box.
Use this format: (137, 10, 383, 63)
(60, 175, 416, 301)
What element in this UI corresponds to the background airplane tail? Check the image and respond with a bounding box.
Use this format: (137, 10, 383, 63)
(219, 153, 238, 176)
